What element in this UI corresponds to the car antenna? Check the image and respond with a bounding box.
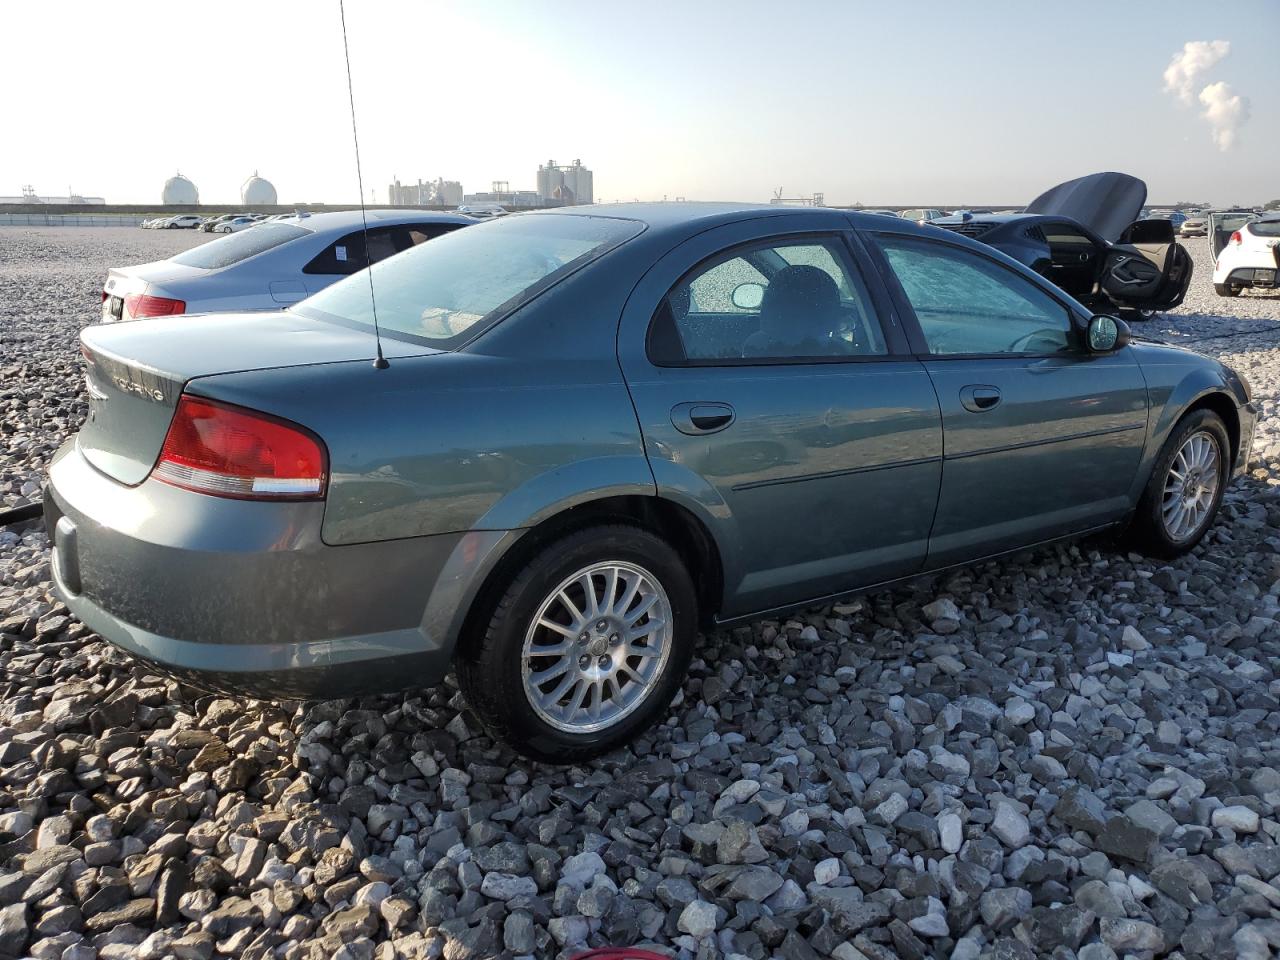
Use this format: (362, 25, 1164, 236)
(338, 0, 388, 370)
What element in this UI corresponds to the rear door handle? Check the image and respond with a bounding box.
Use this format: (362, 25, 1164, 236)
(960, 385, 1001, 413)
(671, 402, 736, 435)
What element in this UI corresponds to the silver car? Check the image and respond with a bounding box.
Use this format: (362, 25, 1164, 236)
(101, 209, 473, 322)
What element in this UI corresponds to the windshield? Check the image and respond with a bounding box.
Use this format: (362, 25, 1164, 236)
(171, 223, 310, 269)
(294, 214, 644, 347)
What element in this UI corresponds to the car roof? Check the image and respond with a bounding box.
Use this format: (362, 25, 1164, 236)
(524, 201, 917, 239)
(266, 208, 475, 230)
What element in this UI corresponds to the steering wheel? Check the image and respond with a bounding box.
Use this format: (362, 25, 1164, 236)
(1008, 329, 1066, 353)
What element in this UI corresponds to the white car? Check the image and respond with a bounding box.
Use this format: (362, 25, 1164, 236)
(900, 208, 947, 223)
(1179, 217, 1207, 238)
(164, 215, 204, 230)
(101, 209, 474, 322)
(456, 203, 508, 219)
(214, 216, 258, 233)
(1211, 211, 1279, 297)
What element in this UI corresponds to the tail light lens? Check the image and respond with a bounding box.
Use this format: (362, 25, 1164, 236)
(124, 293, 186, 319)
(153, 396, 327, 500)
(1230, 231, 1243, 246)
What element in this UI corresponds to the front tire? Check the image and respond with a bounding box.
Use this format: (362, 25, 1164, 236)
(1126, 409, 1230, 559)
(1214, 283, 1241, 297)
(456, 524, 697, 763)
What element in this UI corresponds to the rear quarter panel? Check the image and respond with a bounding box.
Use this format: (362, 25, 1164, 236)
(186, 257, 659, 546)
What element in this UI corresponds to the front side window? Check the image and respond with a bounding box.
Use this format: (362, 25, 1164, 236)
(169, 223, 310, 269)
(877, 236, 1075, 356)
(650, 237, 887, 362)
(295, 214, 642, 347)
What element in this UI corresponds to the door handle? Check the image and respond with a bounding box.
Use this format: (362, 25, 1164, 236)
(960, 385, 1001, 413)
(671, 402, 736, 435)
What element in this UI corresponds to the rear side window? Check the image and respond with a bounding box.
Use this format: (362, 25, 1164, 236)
(303, 223, 459, 276)
(295, 214, 642, 348)
(649, 236, 887, 363)
(877, 235, 1075, 356)
(169, 223, 310, 269)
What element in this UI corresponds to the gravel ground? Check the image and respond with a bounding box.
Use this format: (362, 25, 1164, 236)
(2, 227, 1280, 960)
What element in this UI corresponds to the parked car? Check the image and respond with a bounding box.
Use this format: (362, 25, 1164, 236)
(931, 172, 1193, 321)
(457, 203, 508, 218)
(164, 215, 204, 230)
(100, 209, 472, 322)
(1179, 217, 1207, 238)
(199, 214, 245, 233)
(1211, 212, 1279, 297)
(54, 204, 1255, 760)
(901, 208, 947, 223)
(860, 209, 900, 217)
(214, 217, 258, 234)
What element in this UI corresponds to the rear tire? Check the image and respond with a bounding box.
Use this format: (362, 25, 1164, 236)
(1214, 283, 1241, 297)
(1126, 409, 1230, 559)
(456, 524, 697, 763)
(1118, 307, 1158, 322)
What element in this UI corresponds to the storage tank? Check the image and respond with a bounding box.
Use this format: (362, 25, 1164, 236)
(241, 172, 277, 206)
(161, 173, 198, 205)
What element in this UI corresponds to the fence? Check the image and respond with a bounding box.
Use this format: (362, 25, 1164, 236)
(0, 214, 146, 227)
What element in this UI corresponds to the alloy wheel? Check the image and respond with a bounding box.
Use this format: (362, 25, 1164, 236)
(1161, 430, 1221, 542)
(521, 561, 673, 734)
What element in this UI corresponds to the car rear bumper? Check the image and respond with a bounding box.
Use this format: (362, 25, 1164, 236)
(43, 439, 514, 700)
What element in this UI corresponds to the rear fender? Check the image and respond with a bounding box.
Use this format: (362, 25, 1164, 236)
(471, 455, 657, 530)
(1131, 365, 1237, 500)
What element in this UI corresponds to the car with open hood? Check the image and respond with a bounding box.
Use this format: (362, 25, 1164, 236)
(931, 173, 1193, 321)
(47, 203, 1255, 761)
(1210, 210, 1278, 297)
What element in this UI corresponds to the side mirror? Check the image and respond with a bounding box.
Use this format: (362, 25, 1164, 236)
(731, 282, 764, 310)
(1087, 314, 1131, 353)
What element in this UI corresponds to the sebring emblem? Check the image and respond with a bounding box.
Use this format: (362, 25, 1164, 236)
(112, 376, 165, 402)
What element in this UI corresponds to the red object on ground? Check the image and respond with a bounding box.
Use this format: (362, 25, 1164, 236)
(569, 950, 671, 960)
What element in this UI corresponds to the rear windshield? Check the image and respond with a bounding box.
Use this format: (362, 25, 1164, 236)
(170, 223, 310, 269)
(294, 214, 643, 347)
(1252, 219, 1280, 237)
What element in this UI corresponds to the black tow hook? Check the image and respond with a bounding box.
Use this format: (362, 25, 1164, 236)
(0, 501, 43, 528)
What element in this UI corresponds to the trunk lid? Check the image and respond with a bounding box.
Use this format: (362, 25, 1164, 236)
(1208, 210, 1258, 264)
(102, 262, 211, 322)
(1023, 172, 1147, 244)
(78, 310, 440, 485)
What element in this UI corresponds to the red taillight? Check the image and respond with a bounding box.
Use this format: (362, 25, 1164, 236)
(1230, 231, 1243, 246)
(153, 396, 327, 500)
(101, 291, 109, 303)
(124, 293, 186, 318)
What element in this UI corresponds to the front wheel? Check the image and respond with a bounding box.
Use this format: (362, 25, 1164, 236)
(1214, 283, 1241, 297)
(456, 524, 697, 763)
(1126, 410, 1230, 559)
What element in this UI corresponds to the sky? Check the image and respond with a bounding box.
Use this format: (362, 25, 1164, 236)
(4, 0, 1277, 207)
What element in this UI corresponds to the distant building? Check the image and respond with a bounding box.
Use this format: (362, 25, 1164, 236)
(241, 172, 277, 206)
(537, 159, 592, 205)
(462, 189, 540, 208)
(1, 184, 105, 204)
(387, 177, 464, 206)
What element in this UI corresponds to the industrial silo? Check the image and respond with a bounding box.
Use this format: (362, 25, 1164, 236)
(161, 173, 199, 205)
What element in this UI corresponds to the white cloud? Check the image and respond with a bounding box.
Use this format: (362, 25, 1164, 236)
(1163, 40, 1230, 105)
(1199, 81, 1250, 151)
